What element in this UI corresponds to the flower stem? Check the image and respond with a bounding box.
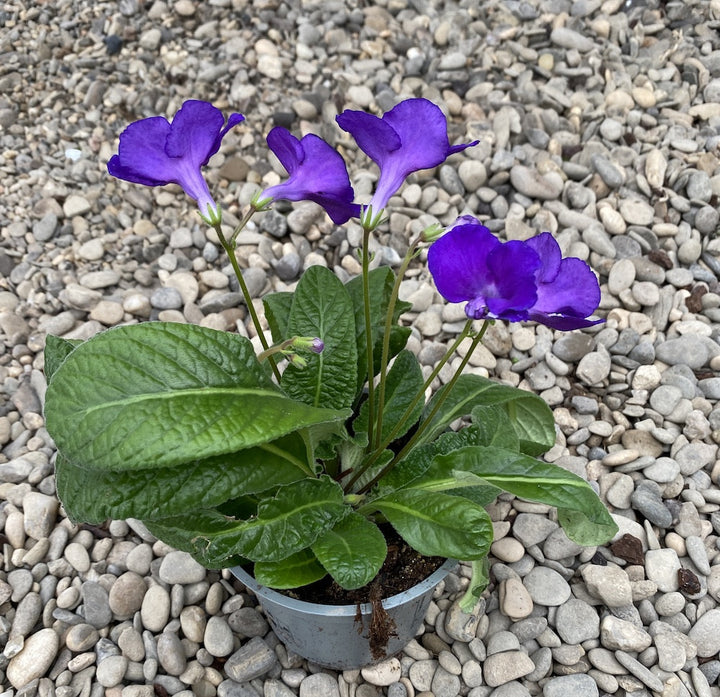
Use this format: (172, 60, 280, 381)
(373, 235, 421, 451)
(343, 318, 474, 493)
(361, 222, 375, 450)
(356, 319, 488, 495)
(213, 218, 280, 381)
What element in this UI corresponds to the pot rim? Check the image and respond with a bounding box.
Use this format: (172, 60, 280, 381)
(230, 558, 457, 617)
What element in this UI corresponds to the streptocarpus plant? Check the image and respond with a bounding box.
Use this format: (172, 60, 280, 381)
(44, 98, 617, 610)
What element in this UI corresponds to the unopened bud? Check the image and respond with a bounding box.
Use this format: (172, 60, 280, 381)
(420, 223, 444, 243)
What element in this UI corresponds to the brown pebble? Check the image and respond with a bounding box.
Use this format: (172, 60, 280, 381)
(678, 568, 701, 595)
(610, 534, 644, 566)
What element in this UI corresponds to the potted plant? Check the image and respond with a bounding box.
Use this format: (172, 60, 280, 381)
(43, 98, 617, 669)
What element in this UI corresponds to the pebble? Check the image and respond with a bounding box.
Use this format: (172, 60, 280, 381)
(483, 651, 535, 687)
(599, 616, 652, 652)
(523, 567, 571, 606)
(689, 609, 720, 657)
(543, 674, 598, 697)
(141, 585, 171, 632)
(299, 673, 340, 697)
(204, 616, 234, 657)
(6, 628, 59, 688)
(6, 3, 720, 697)
(158, 551, 207, 584)
(225, 637, 277, 682)
(554, 598, 600, 644)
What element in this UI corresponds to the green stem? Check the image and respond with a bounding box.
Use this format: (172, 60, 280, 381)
(361, 224, 375, 450)
(356, 320, 489, 496)
(214, 220, 281, 381)
(373, 236, 421, 451)
(343, 318, 474, 493)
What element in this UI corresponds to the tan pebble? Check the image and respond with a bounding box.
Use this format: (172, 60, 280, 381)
(491, 537, 526, 563)
(499, 578, 533, 620)
(632, 87, 656, 108)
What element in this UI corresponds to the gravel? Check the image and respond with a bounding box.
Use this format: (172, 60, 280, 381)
(3, 0, 720, 695)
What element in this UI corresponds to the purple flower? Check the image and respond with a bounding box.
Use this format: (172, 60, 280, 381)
(428, 219, 541, 322)
(428, 218, 603, 330)
(107, 100, 244, 223)
(336, 98, 479, 211)
(524, 233, 603, 330)
(261, 128, 361, 225)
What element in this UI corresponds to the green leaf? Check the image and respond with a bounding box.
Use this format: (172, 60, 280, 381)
(374, 423, 505, 497)
(355, 350, 424, 444)
(367, 489, 493, 561)
(557, 508, 619, 547)
(148, 476, 348, 565)
(44, 322, 348, 471)
(254, 549, 328, 589)
(312, 512, 387, 590)
(55, 432, 309, 524)
(459, 558, 490, 613)
(432, 446, 618, 545)
(421, 375, 555, 455)
(44, 335, 83, 382)
(263, 291, 293, 343)
(346, 267, 411, 392)
(281, 266, 358, 410)
(469, 405, 520, 451)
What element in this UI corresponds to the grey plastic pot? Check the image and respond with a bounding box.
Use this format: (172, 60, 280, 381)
(229, 559, 457, 670)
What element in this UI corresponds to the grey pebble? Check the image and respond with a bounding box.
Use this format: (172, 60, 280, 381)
(299, 673, 340, 697)
(204, 616, 234, 657)
(542, 674, 598, 697)
(157, 631, 187, 676)
(554, 598, 600, 644)
(158, 550, 207, 585)
(225, 637, 277, 683)
(523, 567, 571, 606)
(151, 287, 184, 310)
(81, 582, 112, 629)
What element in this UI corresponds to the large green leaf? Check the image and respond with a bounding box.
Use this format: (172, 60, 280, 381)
(281, 266, 358, 410)
(55, 432, 309, 524)
(431, 446, 618, 545)
(421, 375, 555, 455)
(263, 291, 293, 343)
(346, 267, 411, 393)
(312, 512, 387, 590)
(354, 350, 424, 445)
(254, 549, 327, 589)
(374, 421, 507, 497)
(44, 335, 83, 382)
(148, 476, 348, 565)
(44, 322, 348, 471)
(366, 489, 493, 561)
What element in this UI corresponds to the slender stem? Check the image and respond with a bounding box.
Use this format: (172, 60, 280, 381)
(343, 318, 474, 493)
(214, 220, 281, 381)
(361, 224, 375, 449)
(356, 320, 489, 495)
(373, 236, 421, 451)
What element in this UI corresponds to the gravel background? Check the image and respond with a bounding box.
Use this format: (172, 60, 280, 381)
(3, 0, 720, 696)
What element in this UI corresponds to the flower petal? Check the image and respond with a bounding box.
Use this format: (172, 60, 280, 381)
(484, 241, 540, 318)
(263, 131, 361, 225)
(335, 110, 401, 165)
(107, 116, 175, 186)
(428, 222, 498, 303)
(532, 256, 601, 318)
(525, 232, 561, 283)
(165, 100, 241, 167)
(266, 127, 305, 175)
